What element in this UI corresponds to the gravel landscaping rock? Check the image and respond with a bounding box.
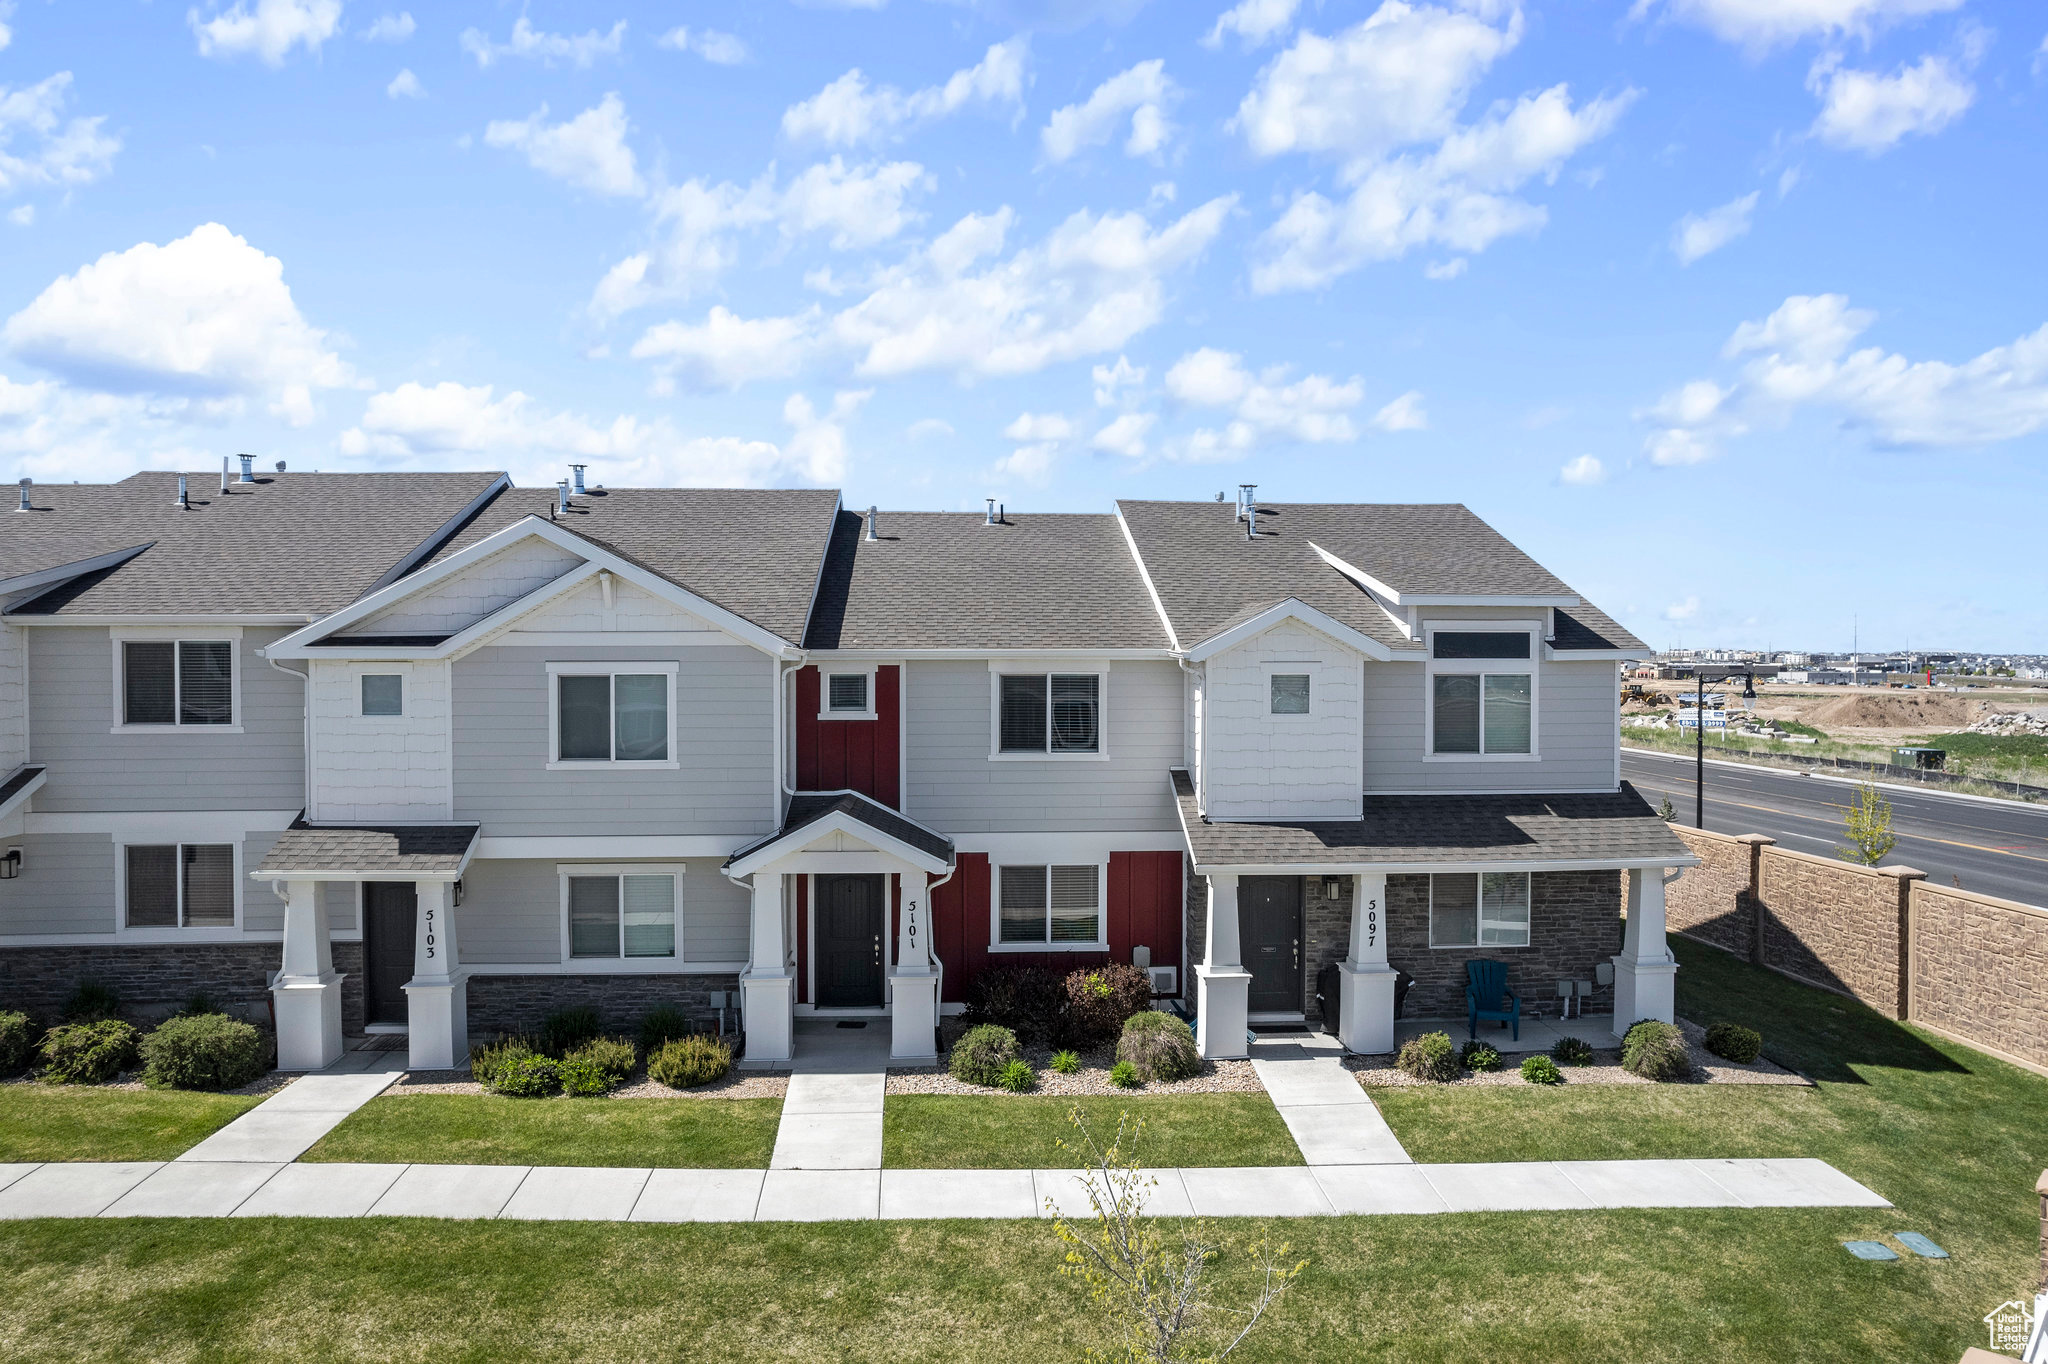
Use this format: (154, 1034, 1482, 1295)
(384, 1069, 788, 1099)
(888, 1037, 1260, 1097)
(1347, 1018, 1808, 1089)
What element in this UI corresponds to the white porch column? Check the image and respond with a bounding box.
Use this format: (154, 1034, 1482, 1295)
(890, 869, 938, 1062)
(740, 869, 794, 1065)
(403, 879, 467, 1070)
(1338, 871, 1399, 1055)
(1195, 872, 1250, 1060)
(272, 878, 343, 1071)
(1612, 866, 1678, 1038)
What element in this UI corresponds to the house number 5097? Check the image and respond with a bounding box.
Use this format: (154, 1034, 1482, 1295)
(1365, 899, 1378, 948)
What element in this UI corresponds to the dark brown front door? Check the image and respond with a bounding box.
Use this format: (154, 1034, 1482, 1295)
(363, 881, 416, 1026)
(1241, 876, 1302, 1014)
(816, 874, 884, 1009)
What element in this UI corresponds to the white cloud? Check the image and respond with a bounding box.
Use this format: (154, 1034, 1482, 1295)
(189, 0, 342, 65)
(1672, 190, 1759, 264)
(1203, 0, 1301, 50)
(460, 17, 625, 69)
(1777, 164, 1804, 196)
(2036, 33, 2048, 78)
(3, 222, 353, 425)
(1041, 60, 1177, 163)
(907, 417, 954, 441)
(1004, 412, 1075, 442)
(1643, 294, 2048, 463)
(1092, 410, 1155, 457)
(991, 410, 1075, 483)
(386, 68, 424, 100)
(782, 389, 870, 484)
(780, 157, 931, 248)
(0, 2, 13, 51)
(656, 26, 748, 64)
(1092, 354, 1145, 406)
(0, 72, 120, 197)
(485, 94, 643, 198)
(1165, 347, 1252, 406)
(1633, 0, 1962, 53)
(1373, 389, 1428, 430)
(7, 204, 30, 226)
(361, 11, 413, 42)
(1808, 52, 1973, 153)
(1158, 346, 1381, 460)
(1423, 257, 1467, 280)
(630, 306, 818, 391)
(782, 38, 1028, 146)
(1559, 453, 1605, 484)
(1664, 595, 1699, 622)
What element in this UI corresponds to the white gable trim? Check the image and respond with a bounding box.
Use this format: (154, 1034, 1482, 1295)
(1308, 541, 1578, 610)
(0, 766, 46, 823)
(1182, 598, 1392, 663)
(724, 808, 952, 878)
(1114, 508, 1180, 652)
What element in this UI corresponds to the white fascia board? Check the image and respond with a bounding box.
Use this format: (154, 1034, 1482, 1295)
(807, 648, 1173, 662)
(1191, 854, 1700, 876)
(1307, 542, 1578, 610)
(0, 544, 155, 605)
(725, 809, 952, 878)
(8, 613, 312, 627)
(251, 867, 468, 883)
(1182, 598, 1392, 663)
(0, 767, 46, 823)
(360, 474, 512, 596)
(1114, 506, 1180, 652)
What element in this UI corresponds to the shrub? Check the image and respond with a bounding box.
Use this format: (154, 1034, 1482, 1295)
(62, 980, 121, 1023)
(1395, 1030, 1459, 1083)
(948, 1024, 1019, 1088)
(1458, 1040, 1502, 1072)
(1703, 1022, 1763, 1064)
(38, 1019, 140, 1084)
(997, 1059, 1037, 1092)
(961, 967, 1070, 1046)
(648, 1035, 731, 1089)
(557, 1056, 614, 1097)
(1520, 1055, 1564, 1085)
(1108, 1059, 1141, 1089)
(0, 1011, 36, 1078)
(1050, 1049, 1081, 1075)
(1621, 1020, 1692, 1082)
(470, 1036, 538, 1089)
(1550, 1036, 1595, 1067)
(492, 1054, 563, 1098)
(140, 1013, 267, 1091)
(1115, 1011, 1200, 1083)
(637, 1006, 694, 1054)
(538, 1006, 603, 1057)
(1063, 964, 1154, 1047)
(568, 1035, 637, 1081)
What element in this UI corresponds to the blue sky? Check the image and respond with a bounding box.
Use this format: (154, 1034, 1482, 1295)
(1, 0, 2043, 652)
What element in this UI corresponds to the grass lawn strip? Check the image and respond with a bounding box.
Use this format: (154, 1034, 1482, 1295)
(301, 1094, 783, 1169)
(882, 1093, 1304, 1168)
(0, 1085, 264, 1162)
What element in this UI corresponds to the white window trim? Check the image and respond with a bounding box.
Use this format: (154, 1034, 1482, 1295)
(359, 671, 405, 719)
(818, 663, 878, 721)
(115, 838, 243, 937)
(545, 661, 681, 770)
(1422, 620, 1540, 762)
(1426, 871, 1532, 949)
(109, 626, 245, 735)
(1264, 664, 1316, 720)
(556, 863, 685, 969)
(986, 664, 1111, 762)
(987, 860, 1108, 952)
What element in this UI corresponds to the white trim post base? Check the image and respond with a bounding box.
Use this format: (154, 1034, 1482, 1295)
(740, 972, 794, 1065)
(889, 972, 939, 1062)
(1195, 966, 1251, 1060)
(1337, 964, 1399, 1055)
(403, 974, 468, 1070)
(273, 977, 344, 1071)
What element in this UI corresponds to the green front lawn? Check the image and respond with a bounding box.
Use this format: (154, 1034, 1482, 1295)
(301, 1095, 783, 1168)
(0, 1084, 265, 1162)
(883, 1093, 1303, 1168)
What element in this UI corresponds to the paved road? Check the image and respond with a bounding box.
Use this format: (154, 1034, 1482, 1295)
(1621, 748, 2048, 909)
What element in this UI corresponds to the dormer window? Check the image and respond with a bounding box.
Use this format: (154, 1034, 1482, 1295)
(1425, 626, 1536, 759)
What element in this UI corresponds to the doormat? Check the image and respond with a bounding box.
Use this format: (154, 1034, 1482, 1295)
(1251, 1025, 1310, 1035)
(836, 1021, 868, 1029)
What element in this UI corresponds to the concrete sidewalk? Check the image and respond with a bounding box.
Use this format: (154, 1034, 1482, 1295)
(770, 1073, 885, 1171)
(0, 1157, 1890, 1222)
(1249, 1043, 1410, 1166)
(177, 1061, 405, 1164)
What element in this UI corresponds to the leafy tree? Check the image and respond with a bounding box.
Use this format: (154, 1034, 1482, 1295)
(1836, 782, 1897, 866)
(1657, 796, 1677, 822)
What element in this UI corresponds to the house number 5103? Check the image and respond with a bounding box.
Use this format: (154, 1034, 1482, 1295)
(423, 904, 436, 959)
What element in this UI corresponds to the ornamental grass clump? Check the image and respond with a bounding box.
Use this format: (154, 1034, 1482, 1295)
(997, 1059, 1037, 1092)
(1063, 963, 1153, 1048)
(0, 1010, 36, 1078)
(1621, 1019, 1693, 1082)
(1115, 1010, 1200, 1083)
(538, 1006, 603, 1057)
(637, 1006, 694, 1054)
(569, 1036, 637, 1082)
(1395, 1030, 1460, 1083)
(140, 1013, 267, 1091)
(1520, 1055, 1564, 1085)
(1458, 1040, 1502, 1072)
(1550, 1036, 1595, 1066)
(61, 981, 121, 1024)
(949, 1024, 1020, 1088)
(1703, 1022, 1763, 1064)
(1050, 1049, 1081, 1075)
(649, 1035, 731, 1089)
(1108, 1059, 1141, 1089)
(38, 1019, 141, 1084)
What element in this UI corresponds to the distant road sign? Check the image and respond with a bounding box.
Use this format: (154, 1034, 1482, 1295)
(1677, 709, 1728, 730)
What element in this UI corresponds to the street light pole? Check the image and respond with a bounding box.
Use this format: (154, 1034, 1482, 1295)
(1695, 669, 1706, 829)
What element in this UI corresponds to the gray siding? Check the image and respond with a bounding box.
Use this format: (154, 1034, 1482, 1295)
(904, 659, 1180, 833)
(0, 833, 115, 935)
(1363, 658, 1618, 793)
(455, 857, 748, 966)
(239, 829, 291, 933)
(26, 627, 305, 812)
(451, 643, 774, 838)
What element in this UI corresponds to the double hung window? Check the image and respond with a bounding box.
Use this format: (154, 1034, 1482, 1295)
(551, 666, 675, 765)
(125, 843, 236, 929)
(566, 872, 677, 959)
(997, 673, 1100, 754)
(1429, 631, 1533, 756)
(122, 640, 233, 726)
(1427, 872, 1531, 948)
(996, 864, 1103, 946)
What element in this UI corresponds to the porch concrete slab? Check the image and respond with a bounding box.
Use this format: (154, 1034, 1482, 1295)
(755, 1169, 880, 1221)
(1421, 1162, 1597, 1213)
(629, 1169, 766, 1223)
(787, 1021, 893, 1074)
(174, 1108, 356, 1165)
(1034, 1167, 1194, 1221)
(101, 1162, 284, 1218)
(1181, 1167, 1335, 1219)
(880, 1169, 1038, 1221)
(0, 1162, 162, 1219)
(770, 1112, 884, 1170)
(0, 1163, 38, 1194)
(500, 1166, 652, 1222)
(232, 1162, 408, 1218)
(367, 1163, 530, 1220)
(1690, 1158, 1890, 1208)
(1311, 1164, 1451, 1216)
(782, 1072, 884, 1115)
(1558, 1160, 1746, 1209)
(1276, 1102, 1411, 1166)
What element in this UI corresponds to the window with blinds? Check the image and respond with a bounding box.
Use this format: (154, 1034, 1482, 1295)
(567, 872, 677, 959)
(122, 640, 233, 726)
(124, 843, 234, 929)
(826, 673, 869, 713)
(1428, 872, 1531, 948)
(997, 673, 1099, 753)
(1431, 671, 1532, 754)
(996, 864, 1102, 946)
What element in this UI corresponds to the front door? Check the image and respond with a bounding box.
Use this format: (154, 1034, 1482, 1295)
(1241, 876, 1302, 1014)
(815, 874, 884, 1009)
(363, 881, 416, 1027)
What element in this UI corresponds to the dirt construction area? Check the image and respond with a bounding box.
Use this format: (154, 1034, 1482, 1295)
(1624, 684, 2048, 747)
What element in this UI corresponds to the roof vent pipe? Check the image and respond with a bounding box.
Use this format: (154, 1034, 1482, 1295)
(237, 453, 255, 483)
(864, 505, 879, 541)
(221, 456, 230, 494)
(1241, 485, 1257, 540)
(985, 497, 996, 526)
(176, 475, 188, 509)
(556, 479, 571, 513)
(998, 502, 1004, 524)
(571, 464, 587, 495)
(15, 478, 29, 513)
(275, 460, 286, 473)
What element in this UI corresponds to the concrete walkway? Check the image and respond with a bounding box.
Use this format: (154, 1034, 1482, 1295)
(177, 1059, 404, 1164)
(771, 1073, 885, 1170)
(1249, 1041, 1410, 1166)
(0, 1156, 1890, 1222)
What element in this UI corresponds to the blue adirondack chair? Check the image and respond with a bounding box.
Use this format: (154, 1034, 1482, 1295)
(1466, 959, 1520, 1042)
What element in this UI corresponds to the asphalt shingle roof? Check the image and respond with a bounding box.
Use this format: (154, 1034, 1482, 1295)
(804, 509, 1170, 650)
(1170, 770, 1690, 868)
(428, 487, 841, 646)
(256, 819, 480, 876)
(5, 471, 504, 617)
(725, 790, 955, 868)
(1117, 500, 1646, 654)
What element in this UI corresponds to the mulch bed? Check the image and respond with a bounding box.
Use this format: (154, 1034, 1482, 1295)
(1345, 1017, 1809, 1089)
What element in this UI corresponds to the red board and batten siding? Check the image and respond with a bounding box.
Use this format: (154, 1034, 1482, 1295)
(793, 665, 900, 808)
(931, 852, 1184, 1003)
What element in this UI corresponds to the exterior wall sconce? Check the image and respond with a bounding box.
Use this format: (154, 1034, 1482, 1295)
(0, 849, 20, 880)
(1323, 876, 1345, 896)
(452, 879, 464, 907)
